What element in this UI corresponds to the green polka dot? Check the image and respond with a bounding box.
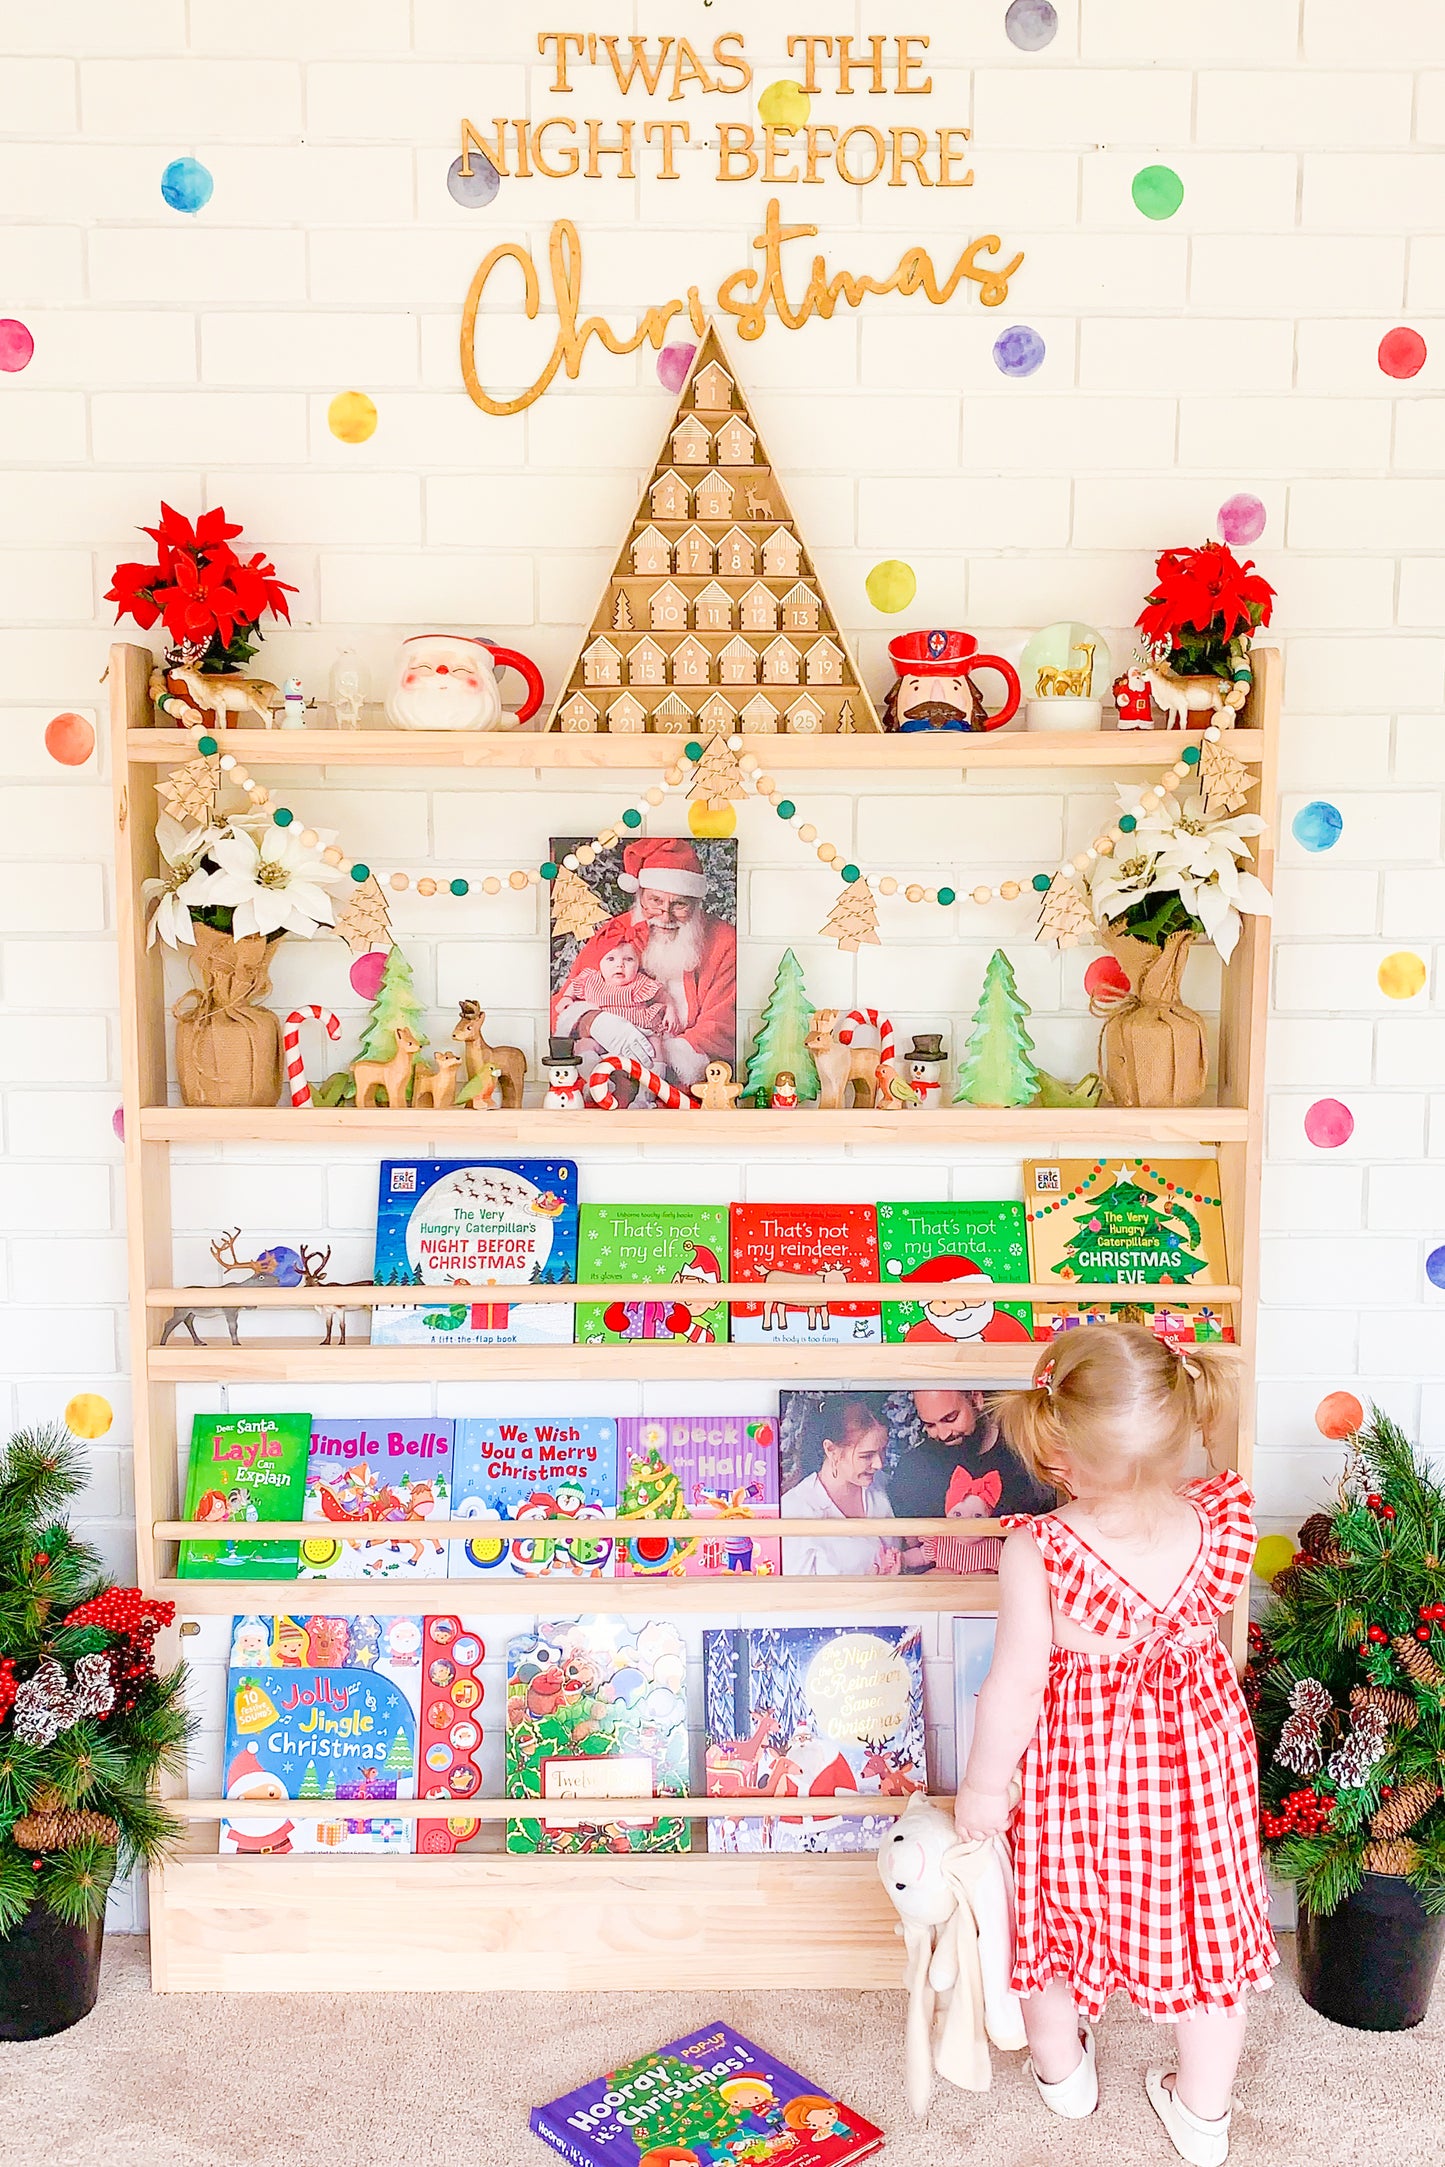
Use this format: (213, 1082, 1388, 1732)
(540, 861, 559, 882)
(622, 808, 642, 829)
(1132, 164, 1184, 220)
(937, 885, 956, 906)
(684, 741, 703, 761)
(273, 806, 293, 826)
(841, 864, 860, 883)
(196, 734, 218, 756)
(450, 877, 469, 896)
(350, 862, 370, 882)
(776, 799, 796, 819)
(1182, 742, 1201, 765)
(1119, 814, 1137, 833)
(1032, 873, 1051, 893)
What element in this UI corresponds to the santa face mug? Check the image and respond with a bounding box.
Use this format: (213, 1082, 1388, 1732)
(386, 632, 545, 731)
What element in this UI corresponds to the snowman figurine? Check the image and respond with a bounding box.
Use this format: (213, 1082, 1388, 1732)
(542, 1035, 587, 1111)
(904, 1034, 947, 1109)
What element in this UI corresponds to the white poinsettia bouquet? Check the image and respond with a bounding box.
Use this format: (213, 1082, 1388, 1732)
(143, 809, 346, 947)
(1084, 786, 1273, 962)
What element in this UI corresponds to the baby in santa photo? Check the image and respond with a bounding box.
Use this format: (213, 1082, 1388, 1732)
(562, 920, 678, 1099)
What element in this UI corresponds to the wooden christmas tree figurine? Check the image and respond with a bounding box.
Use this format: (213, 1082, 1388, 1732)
(744, 948, 819, 1104)
(356, 945, 427, 1067)
(955, 949, 1040, 1107)
(688, 733, 749, 810)
(820, 876, 880, 952)
(552, 865, 611, 942)
(612, 591, 634, 633)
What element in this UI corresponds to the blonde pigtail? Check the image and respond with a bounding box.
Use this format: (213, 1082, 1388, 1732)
(994, 1371, 1073, 1492)
(1181, 1340, 1243, 1465)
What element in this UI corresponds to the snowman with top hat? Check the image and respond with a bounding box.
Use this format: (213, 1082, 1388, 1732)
(542, 1035, 586, 1111)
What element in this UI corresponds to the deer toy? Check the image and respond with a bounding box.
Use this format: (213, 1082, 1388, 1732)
(410, 1049, 462, 1110)
(298, 1243, 351, 1347)
(149, 662, 282, 731)
(805, 1008, 884, 1110)
(159, 1231, 280, 1347)
(452, 1001, 526, 1109)
(351, 1024, 423, 1109)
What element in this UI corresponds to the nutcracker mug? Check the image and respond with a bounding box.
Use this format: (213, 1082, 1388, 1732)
(883, 629, 1022, 733)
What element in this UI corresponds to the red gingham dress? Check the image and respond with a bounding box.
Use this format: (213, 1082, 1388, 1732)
(1002, 1470, 1278, 2021)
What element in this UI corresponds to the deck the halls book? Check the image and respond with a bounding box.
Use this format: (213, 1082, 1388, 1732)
(531, 2021, 884, 2167)
(1024, 1156, 1234, 1345)
(299, 1418, 453, 1582)
(449, 1416, 617, 1580)
(728, 1204, 881, 1345)
(877, 1199, 1033, 1347)
(704, 1623, 925, 1854)
(220, 1612, 421, 1856)
(371, 1158, 578, 1347)
(177, 1411, 311, 1581)
(575, 1204, 730, 1347)
(615, 1414, 780, 1578)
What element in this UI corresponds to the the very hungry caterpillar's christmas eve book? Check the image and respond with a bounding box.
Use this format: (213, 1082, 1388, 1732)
(1024, 1156, 1233, 1344)
(372, 1158, 578, 1346)
(530, 2021, 883, 2167)
(576, 1203, 730, 1346)
(449, 1416, 616, 1579)
(616, 1414, 780, 1577)
(178, 1411, 311, 1579)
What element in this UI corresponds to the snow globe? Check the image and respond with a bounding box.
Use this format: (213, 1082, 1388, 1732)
(1020, 621, 1111, 733)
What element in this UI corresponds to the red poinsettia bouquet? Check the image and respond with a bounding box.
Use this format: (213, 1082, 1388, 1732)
(106, 503, 296, 671)
(1137, 540, 1275, 680)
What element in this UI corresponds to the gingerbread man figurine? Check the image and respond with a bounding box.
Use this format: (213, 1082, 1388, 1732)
(695, 1059, 745, 1112)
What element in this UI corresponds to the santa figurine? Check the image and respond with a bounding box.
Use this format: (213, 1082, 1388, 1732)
(770, 1069, 799, 1110)
(897, 1255, 1033, 1344)
(541, 1035, 586, 1111)
(385, 632, 544, 733)
(1112, 663, 1156, 730)
(903, 1034, 947, 1108)
(222, 1744, 296, 1856)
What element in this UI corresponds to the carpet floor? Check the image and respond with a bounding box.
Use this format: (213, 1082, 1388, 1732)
(2, 1934, 1441, 2166)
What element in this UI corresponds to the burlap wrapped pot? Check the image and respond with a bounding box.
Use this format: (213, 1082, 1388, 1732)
(1093, 927, 1207, 1109)
(173, 921, 282, 1108)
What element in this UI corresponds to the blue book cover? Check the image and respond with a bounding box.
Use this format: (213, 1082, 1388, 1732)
(298, 1418, 454, 1582)
(450, 1416, 616, 1579)
(371, 1159, 578, 1346)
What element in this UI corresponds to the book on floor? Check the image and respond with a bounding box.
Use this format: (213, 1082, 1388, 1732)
(298, 1417, 453, 1581)
(531, 2020, 884, 2167)
(450, 1416, 617, 1580)
(371, 1157, 578, 1346)
(177, 1411, 311, 1580)
(704, 1623, 925, 1854)
(728, 1203, 881, 1344)
(575, 1203, 730, 1346)
(616, 1414, 780, 1578)
(876, 1198, 1033, 1347)
(1023, 1156, 1234, 1344)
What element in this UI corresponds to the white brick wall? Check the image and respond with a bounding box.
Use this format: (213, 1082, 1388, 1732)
(1, 9, 1441, 1930)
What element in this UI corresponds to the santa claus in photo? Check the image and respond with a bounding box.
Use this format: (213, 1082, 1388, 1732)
(552, 837, 737, 1095)
(222, 1744, 296, 1855)
(897, 1254, 1033, 1343)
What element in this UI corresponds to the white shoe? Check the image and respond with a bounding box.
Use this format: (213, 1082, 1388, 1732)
(1146, 2069, 1231, 2166)
(1027, 2025, 1097, 2118)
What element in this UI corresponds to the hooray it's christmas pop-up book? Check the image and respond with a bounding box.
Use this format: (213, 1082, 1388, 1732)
(1024, 1156, 1234, 1344)
(616, 1414, 780, 1578)
(728, 1204, 881, 1344)
(371, 1158, 578, 1346)
(449, 1416, 616, 1580)
(575, 1204, 730, 1346)
(178, 1411, 311, 1580)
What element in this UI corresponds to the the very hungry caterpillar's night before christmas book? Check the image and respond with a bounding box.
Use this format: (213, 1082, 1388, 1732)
(576, 1203, 730, 1346)
(1024, 1156, 1233, 1344)
(178, 1411, 311, 1580)
(531, 2021, 883, 2167)
(616, 1414, 780, 1578)
(372, 1158, 578, 1346)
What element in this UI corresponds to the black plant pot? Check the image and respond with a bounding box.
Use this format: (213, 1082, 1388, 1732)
(0, 1905, 105, 2040)
(1297, 1872, 1445, 2032)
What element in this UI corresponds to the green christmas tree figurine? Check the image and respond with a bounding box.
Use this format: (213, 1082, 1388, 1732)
(954, 949, 1040, 1107)
(744, 947, 819, 1104)
(355, 945, 427, 1066)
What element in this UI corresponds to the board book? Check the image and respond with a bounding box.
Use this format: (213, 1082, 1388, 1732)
(616, 1415, 781, 1578)
(177, 1411, 311, 1580)
(531, 2020, 884, 2167)
(415, 1613, 486, 1853)
(505, 1615, 689, 1854)
(704, 1623, 925, 1853)
(221, 1611, 421, 1855)
(299, 1418, 453, 1581)
(728, 1204, 881, 1345)
(952, 1614, 998, 1786)
(877, 1199, 1033, 1347)
(371, 1158, 578, 1347)
(450, 1416, 616, 1579)
(575, 1204, 730, 1347)
(1024, 1156, 1234, 1344)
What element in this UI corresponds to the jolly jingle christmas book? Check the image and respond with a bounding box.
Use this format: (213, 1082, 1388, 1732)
(877, 1199, 1033, 1348)
(177, 1411, 312, 1581)
(575, 1203, 730, 1347)
(1024, 1157, 1234, 1345)
(728, 1204, 881, 1345)
(530, 2021, 883, 2167)
(299, 1418, 453, 1582)
(615, 1414, 781, 1578)
(449, 1416, 617, 1580)
(371, 1158, 578, 1347)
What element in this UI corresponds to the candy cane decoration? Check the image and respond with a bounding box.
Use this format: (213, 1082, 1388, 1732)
(835, 1009, 895, 1064)
(283, 1006, 342, 1108)
(585, 1056, 694, 1110)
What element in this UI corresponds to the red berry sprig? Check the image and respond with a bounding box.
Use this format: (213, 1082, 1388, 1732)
(59, 1589, 177, 1717)
(0, 1657, 16, 1724)
(1262, 1788, 1337, 1842)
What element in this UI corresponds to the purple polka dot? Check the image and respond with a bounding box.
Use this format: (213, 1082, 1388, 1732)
(657, 343, 697, 394)
(1004, 0, 1058, 50)
(993, 324, 1046, 378)
(1304, 1098, 1354, 1149)
(447, 150, 500, 208)
(112, 1104, 125, 1143)
(1427, 1244, 1445, 1292)
(0, 318, 34, 372)
(1218, 492, 1266, 546)
(349, 949, 388, 1000)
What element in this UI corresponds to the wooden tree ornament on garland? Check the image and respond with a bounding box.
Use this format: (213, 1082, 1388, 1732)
(333, 875, 393, 955)
(1036, 871, 1094, 950)
(552, 864, 611, 941)
(1199, 730, 1252, 814)
(689, 733, 749, 810)
(820, 876, 881, 951)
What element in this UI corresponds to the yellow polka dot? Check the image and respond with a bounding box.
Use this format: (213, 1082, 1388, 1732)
(865, 559, 917, 614)
(328, 390, 378, 444)
(1252, 1533, 1297, 1584)
(65, 1392, 113, 1439)
(688, 797, 736, 839)
(1378, 951, 1426, 1000)
(759, 79, 810, 130)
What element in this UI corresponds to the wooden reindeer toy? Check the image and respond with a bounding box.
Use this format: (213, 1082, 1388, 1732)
(410, 1049, 462, 1110)
(298, 1242, 351, 1347)
(452, 1000, 527, 1109)
(150, 662, 282, 730)
(805, 1008, 884, 1110)
(351, 1024, 423, 1109)
(159, 1230, 279, 1347)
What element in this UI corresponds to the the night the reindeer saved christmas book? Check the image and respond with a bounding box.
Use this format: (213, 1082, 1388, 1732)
(371, 1158, 578, 1347)
(531, 2021, 883, 2167)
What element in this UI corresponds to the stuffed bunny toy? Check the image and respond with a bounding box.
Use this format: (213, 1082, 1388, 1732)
(876, 1791, 1027, 2115)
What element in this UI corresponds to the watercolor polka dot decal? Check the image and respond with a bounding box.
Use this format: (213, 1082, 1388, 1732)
(1252, 1534, 1296, 1584)
(758, 80, 810, 130)
(866, 559, 917, 614)
(656, 343, 697, 394)
(1291, 799, 1342, 853)
(1427, 1245, 1445, 1293)
(349, 949, 389, 1000)
(1218, 493, 1266, 547)
(328, 390, 377, 443)
(0, 318, 34, 372)
(160, 156, 213, 214)
(1304, 1098, 1354, 1149)
(1378, 326, 1427, 380)
(993, 324, 1046, 378)
(1084, 955, 1131, 1001)
(44, 711, 95, 766)
(688, 796, 737, 840)
(1005, 0, 1058, 50)
(64, 1393, 113, 1440)
(447, 149, 500, 208)
(112, 1104, 125, 1143)
(1316, 1391, 1364, 1441)
(1132, 164, 1184, 220)
(1378, 951, 1426, 1000)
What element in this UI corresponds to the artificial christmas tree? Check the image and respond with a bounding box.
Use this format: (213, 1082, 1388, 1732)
(954, 950, 1040, 1107)
(819, 877, 880, 952)
(355, 945, 427, 1066)
(744, 949, 818, 1105)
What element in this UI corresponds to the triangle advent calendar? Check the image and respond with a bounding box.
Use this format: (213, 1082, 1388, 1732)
(547, 325, 882, 736)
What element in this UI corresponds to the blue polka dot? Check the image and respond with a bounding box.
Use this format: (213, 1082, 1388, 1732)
(447, 150, 500, 207)
(1005, 0, 1058, 50)
(1427, 1244, 1445, 1293)
(993, 324, 1046, 378)
(160, 157, 213, 214)
(1292, 800, 1343, 853)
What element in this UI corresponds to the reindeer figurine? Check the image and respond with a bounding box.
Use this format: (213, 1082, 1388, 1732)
(805, 1008, 884, 1110)
(351, 1023, 423, 1109)
(297, 1243, 352, 1347)
(452, 1001, 526, 1109)
(410, 1049, 462, 1110)
(159, 1231, 280, 1347)
(149, 662, 282, 731)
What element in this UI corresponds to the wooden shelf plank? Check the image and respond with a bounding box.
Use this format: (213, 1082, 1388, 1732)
(153, 1514, 1005, 1539)
(147, 1340, 1041, 1383)
(156, 1572, 999, 1616)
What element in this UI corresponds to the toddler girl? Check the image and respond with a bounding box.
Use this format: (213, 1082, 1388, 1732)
(955, 1325, 1275, 2167)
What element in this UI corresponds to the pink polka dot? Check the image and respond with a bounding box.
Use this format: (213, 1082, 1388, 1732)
(1084, 955, 1130, 999)
(1217, 493, 1266, 546)
(1378, 326, 1427, 380)
(657, 343, 697, 393)
(44, 711, 95, 766)
(112, 1104, 125, 1142)
(1304, 1097, 1354, 1148)
(0, 318, 34, 372)
(349, 949, 388, 999)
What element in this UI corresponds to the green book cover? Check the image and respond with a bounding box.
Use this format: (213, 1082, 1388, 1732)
(177, 1411, 312, 1580)
(574, 1205, 729, 1347)
(877, 1201, 1034, 1348)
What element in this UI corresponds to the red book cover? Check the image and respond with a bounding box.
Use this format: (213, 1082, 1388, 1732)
(728, 1205, 881, 1345)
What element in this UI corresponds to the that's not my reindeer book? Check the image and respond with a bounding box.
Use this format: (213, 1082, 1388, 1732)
(371, 1158, 578, 1347)
(728, 1204, 881, 1345)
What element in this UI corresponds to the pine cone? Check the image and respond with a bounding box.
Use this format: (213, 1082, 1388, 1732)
(1297, 1512, 1336, 1559)
(1362, 1837, 1420, 1878)
(1269, 1564, 1311, 1604)
(1391, 1635, 1445, 1690)
(11, 1806, 119, 1851)
(1350, 1684, 1418, 1732)
(1370, 1780, 1439, 1839)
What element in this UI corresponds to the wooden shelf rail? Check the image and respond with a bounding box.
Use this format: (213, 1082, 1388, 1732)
(154, 1514, 1006, 1541)
(145, 1279, 1241, 1309)
(168, 1793, 958, 1823)
(156, 1573, 1001, 1617)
